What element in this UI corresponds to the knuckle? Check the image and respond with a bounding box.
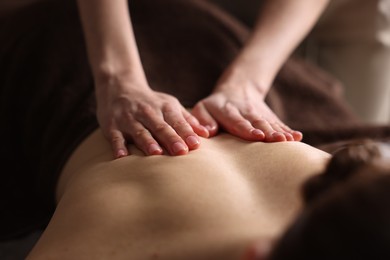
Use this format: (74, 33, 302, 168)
(136, 103, 154, 116)
(110, 135, 124, 145)
(167, 136, 183, 144)
(271, 122, 281, 128)
(231, 118, 246, 126)
(162, 103, 176, 113)
(183, 113, 193, 120)
(162, 103, 181, 116)
(183, 111, 195, 119)
(134, 128, 151, 138)
(245, 105, 256, 114)
(154, 122, 171, 133)
(122, 111, 135, 122)
(172, 119, 189, 129)
(252, 118, 267, 125)
(224, 102, 236, 114)
(234, 121, 250, 130)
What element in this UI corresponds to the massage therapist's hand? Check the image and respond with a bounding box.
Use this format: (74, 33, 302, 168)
(189, 0, 329, 143)
(95, 76, 209, 158)
(191, 66, 303, 142)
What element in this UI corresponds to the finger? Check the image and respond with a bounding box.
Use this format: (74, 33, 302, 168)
(163, 108, 201, 151)
(218, 104, 264, 141)
(279, 124, 303, 141)
(292, 131, 303, 141)
(138, 108, 189, 156)
(270, 122, 291, 141)
(182, 109, 209, 138)
(108, 129, 129, 159)
(128, 122, 163, 156)
(250, 118, 280, 142)
(268, 122, 294, 141)
(191, 102, 218, 137)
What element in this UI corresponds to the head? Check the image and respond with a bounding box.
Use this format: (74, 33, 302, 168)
(243, 139, 390, 260)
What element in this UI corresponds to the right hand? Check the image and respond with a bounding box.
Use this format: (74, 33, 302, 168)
(95, 76, 209, 158)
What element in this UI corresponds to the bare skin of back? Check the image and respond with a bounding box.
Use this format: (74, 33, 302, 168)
(27, 130, 329, 260)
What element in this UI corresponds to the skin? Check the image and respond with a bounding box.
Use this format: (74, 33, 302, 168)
(26, 130, 330, 259)
(76, 0, 330, 158)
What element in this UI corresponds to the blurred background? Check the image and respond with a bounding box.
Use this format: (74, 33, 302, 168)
(210, 0, 390, 125)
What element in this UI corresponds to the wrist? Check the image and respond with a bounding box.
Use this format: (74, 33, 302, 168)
(94, 60, 148, 88)
(215, 61, 270, 97)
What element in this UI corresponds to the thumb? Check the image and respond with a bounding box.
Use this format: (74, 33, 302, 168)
(191, 102, 218, 137)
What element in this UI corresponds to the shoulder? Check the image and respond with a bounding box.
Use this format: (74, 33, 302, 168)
(211, 134, 331, 183)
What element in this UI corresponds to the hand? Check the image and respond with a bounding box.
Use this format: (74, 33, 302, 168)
(191, 83, 302, 142)
(95, 78, 209, 158)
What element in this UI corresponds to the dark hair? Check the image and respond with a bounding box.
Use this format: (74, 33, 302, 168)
(268, 140, 390, 260)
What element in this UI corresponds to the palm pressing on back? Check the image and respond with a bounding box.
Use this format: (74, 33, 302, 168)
(77, 0, 329, 158)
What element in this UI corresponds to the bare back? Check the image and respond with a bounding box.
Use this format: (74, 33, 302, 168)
(29, 130, 330, 259)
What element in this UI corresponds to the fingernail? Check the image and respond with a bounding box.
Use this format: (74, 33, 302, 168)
(205, 125, 216, 131)
(172, 142, 187, 154)
(200, 126, 210, 137)
(200, 125, 209, 133)
(294, 130, 303, 136)
(272, 132, 281, 137)
(294, 131, 303, 140)
(272, 132, 286, 141)
(186, 136, 200, 147)
(116, 149, 127, 158)
(251, 129, 264, 137)
(285, 133, 294, 141)
(148, 144, 162, 155)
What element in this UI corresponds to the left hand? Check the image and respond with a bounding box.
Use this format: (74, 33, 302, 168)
(191, 81, 302, 142)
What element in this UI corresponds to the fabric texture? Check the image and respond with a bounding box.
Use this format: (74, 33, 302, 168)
(1, 0, 390, 240)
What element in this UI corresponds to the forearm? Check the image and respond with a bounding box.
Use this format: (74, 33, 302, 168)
(235, 0, 330, 93)
(76, 0, 146, 86)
